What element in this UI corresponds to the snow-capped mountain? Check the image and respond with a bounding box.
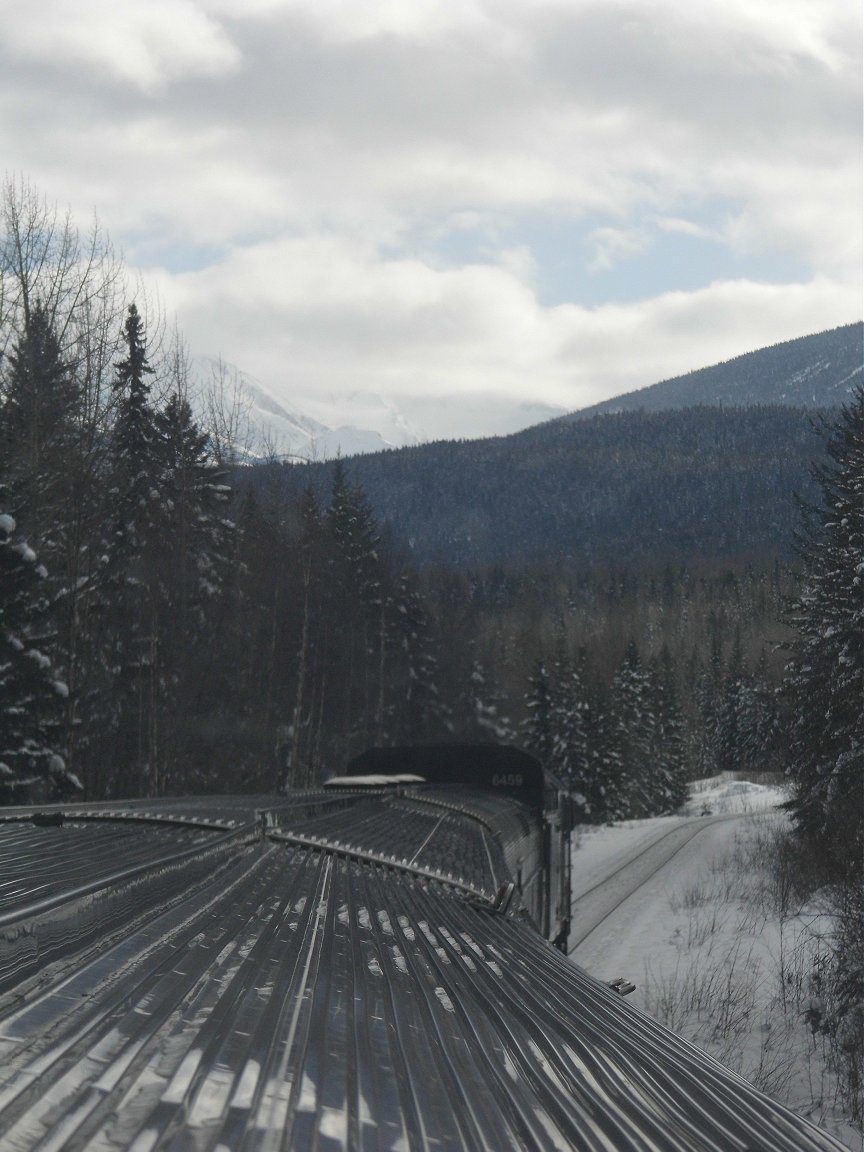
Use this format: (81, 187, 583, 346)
(189, 358, 567, 461)
(562, 322, 862, 421)
(189, 358, 420, 461)
(239, 377, 417, 460)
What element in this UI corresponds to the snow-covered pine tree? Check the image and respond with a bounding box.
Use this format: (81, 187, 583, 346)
(784, 384, 864, 877)
(523, 659, 554, 764)
(98, 303, 164, 796)
(154, 392, 235, 790)
(715, 628, 748, 776)
(0, 301, 82, 551)
(0, 303, 90, 774)
(611, 641, 653, 817)
(388, 571, 449, 746)
(0, 500, 78, 802)
(467, 660, 515, 743)
(550, 660, 598, 819)
(648, 646, 689, 813)
(584, 691, 626, 822)
(695, 660, 722, 778)
(741, 651, 781, 773)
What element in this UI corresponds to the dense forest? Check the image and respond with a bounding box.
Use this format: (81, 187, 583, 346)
(0, 180, 861, 863)
(267, 404, 828, 567)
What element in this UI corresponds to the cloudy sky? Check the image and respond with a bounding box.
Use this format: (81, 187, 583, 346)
(1, 0, 861, 440)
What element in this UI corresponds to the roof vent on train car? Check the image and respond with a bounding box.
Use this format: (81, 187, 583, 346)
(323, 774, 426, 788)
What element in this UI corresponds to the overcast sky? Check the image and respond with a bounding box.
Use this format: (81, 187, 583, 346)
(1, 0, 861, 439)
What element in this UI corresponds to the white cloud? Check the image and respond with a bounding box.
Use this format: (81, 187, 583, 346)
(153, 231, 858, 432)
(218, 0, 506, 46)
(0, 0, 240, 89)
(586, 227, 652, 272)
(0, 0, 859, 438)
(547, 276, 859, 406)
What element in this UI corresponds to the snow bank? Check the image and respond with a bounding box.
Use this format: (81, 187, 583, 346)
(681, 777, 788, 816)
(569, 790, 859, 1148)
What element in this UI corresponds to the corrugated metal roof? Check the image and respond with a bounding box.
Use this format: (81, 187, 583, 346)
(0, 799, 846, 1152)
(0, 819, 222, 916)
(273, 793, 512, 898)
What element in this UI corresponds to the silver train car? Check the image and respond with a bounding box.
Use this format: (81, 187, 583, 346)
(335, 743, 572, 949)
(0, 743, 845, 1151)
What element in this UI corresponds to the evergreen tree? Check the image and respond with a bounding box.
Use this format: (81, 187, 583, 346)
(467, 660, 515, 742)
(285, 488, 326, 789)
(328, 460, 383, 611)
(327, 462, 388, 755)
(716, 628, 748, 775)
(695, 660, 722, 777)
(388, 571, 448, 745)
(153, 393, 235, 791)
(583, 694, 625, 822)
(0, 299, 94, 780)
(649, 647, 689, 813)
(550, 660, 598, 817)
(98, 303, 164, 795)
(743, 651, 782, 772)
(784, 386, 864, 876)
(523, 659, 554, 763)
(0, 500, 78, 801)
(232, 483, 298, 792)
(110, 303, 159, 544)
(157, 393, 233, 628)
(0, 300, 82, 551)
(716, 643, 781, 779)
(611, 641, 653, 816)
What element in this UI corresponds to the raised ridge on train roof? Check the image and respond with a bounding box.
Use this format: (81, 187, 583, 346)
(322, 772, 426, 788)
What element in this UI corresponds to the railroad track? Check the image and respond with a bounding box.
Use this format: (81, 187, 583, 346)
(567, 812, 762, 954)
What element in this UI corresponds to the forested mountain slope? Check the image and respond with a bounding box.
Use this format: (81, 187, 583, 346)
(262, 405, 828, 568)
(564, 322, 862, 420)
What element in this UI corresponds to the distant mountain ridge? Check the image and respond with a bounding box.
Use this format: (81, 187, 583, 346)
(564, 322, 862, 421)
(263, 324, 863, 569)
(195, 325, 860, 460)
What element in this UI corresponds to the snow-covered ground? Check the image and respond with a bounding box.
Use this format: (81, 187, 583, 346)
(569, 777, 861, 1150)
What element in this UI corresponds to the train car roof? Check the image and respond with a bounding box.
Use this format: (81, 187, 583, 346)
(0, 794, 843, 1152)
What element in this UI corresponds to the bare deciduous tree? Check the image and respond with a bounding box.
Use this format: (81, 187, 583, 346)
(202, 356, 255, 466)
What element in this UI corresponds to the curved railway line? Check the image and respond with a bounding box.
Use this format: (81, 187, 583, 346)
(568, 813, 744, 952)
